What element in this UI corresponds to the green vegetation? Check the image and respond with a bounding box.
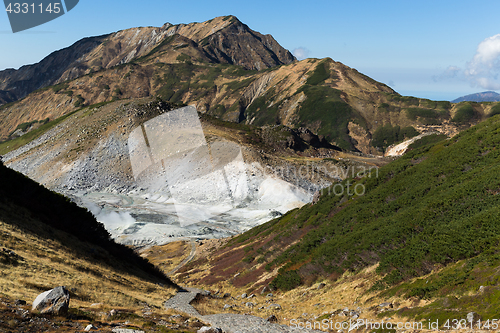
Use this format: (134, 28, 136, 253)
(230, 114, 500, 298)
(245, 89, 280, 125)
(488, 103, 500, 118)
(296, 85, 355, 150)
(306, 61, 330, 85)
(74, 94, 85, 107)
(408, 133, 447, 150)
(9, 118, 49, 135)
(371, 124, 419, 151)
(452, 102, 476, 123)
(269, 269, 302, 291)
(0, 112, 77, 155)
(51, 82, 69, 93)
(176, 53, 191, 63)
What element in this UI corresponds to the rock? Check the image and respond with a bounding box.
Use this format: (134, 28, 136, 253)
(234, 273, 240, 278)
(32, 286, 70, 315)
(110, 309, 117, 317)
(241, 293, 247, 298)
(267, 314, 278, 323)
(223, 304, 233, 310)
(15, 299, 26, 306)
(84, 324, 94, 331)
(467, 312, 480, 322)
(267, 303, 282, 310)
(479, 285, 485, 292)
(197, 327, 223, 333)
(247, 293, 255, 298)
(260, 286, 268, 294)
(317, 283, 326, 290)
(112, 329, 145, 333)
(245, 302, 255, 308)
(379, 302, 392, 308)
(266, 293, 274, 297)
(223, 293, 231, 298)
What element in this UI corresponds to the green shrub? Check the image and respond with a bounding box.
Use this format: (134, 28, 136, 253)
(306, 61, 330, 85)
(371, 124, 419, 150)
(452, 103, 475, 123)
(270, 269, 302, 291)
(488, 103, 500, 118)
(409, 133, 447, 150)
(73, 95, 85, 107)
(406, 108, 439, 120)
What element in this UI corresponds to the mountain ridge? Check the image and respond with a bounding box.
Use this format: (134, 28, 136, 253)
(0, 15, 295, 104)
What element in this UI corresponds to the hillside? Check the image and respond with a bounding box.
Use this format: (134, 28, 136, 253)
(0, 158, 178, 306)
(177, 112, 500, 323)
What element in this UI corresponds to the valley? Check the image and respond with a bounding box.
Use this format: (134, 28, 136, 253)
(1, 14, 500, 333)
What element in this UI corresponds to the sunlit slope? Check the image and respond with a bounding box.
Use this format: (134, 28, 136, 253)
(192, 113, 500, 291)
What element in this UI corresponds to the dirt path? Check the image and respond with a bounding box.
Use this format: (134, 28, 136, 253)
(168, 239, 197, 275)
(164, 288, 323, 333)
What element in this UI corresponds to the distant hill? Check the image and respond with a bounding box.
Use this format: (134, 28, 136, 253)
(452, 91, 500, 103)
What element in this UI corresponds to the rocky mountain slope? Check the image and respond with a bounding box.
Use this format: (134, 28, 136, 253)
(0, 15, 294, 103)
(2, 16, 500, 155)
(2, 97, 377, 246)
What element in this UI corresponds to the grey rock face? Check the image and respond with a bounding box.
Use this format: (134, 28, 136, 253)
(198, 327, 223, 333)
(32, 286, 70, 315)
(112, 329, 145, 333)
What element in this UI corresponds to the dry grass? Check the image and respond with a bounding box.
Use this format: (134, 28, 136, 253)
(139, 241, 191, 274)
(0, 219, 176, 311)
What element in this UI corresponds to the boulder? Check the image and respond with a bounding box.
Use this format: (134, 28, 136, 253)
(317, 282, 326, 290)
(267, 303, 282, 310)
(32, 286, 70, 315)
(267, 314, 278, 323)
(379, 302, 392, 308)
(197, 327, 223, 333)
(111, 329, 145, 333)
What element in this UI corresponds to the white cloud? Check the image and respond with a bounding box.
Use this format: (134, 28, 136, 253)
(292, 47, 310, 60)
(464, 34, 500, 90)
(438, 34, 500, 90)
(433, 65, 462, 82)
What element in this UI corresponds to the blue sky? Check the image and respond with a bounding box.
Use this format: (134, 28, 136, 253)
(1, 0, 499, 101)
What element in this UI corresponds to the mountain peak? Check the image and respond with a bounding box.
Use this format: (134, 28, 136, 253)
(0, 16, 294, 105)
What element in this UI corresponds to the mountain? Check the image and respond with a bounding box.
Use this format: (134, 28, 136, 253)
(0, 15, 295, 104)
(2, 16, 500, 156)
(452, 91, 500, 103)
